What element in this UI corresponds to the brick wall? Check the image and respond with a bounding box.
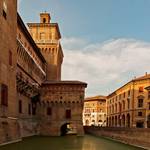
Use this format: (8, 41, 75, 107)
(84, 126, 150, 149)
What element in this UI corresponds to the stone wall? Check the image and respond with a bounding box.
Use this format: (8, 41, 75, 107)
(84, 126, 150, 149)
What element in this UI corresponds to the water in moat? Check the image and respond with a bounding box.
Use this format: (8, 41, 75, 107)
(0, 135, 144, 150)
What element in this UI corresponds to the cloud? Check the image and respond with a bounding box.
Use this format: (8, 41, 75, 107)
(61, 38, 150, 97)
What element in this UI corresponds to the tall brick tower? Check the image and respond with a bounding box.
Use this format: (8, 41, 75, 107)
(28, 13, 63, 81)
(27, 12, 87, 136)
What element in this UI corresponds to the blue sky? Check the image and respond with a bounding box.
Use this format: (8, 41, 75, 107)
(18, 0, 150, 96)
(19, 0, 150, 43)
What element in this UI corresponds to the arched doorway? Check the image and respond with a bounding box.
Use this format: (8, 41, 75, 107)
(122, 114, 125, 127)
(118, 115, 121, 127)
(147, 114, 150, 128)
(60, 123, 70, 136)
(115, 116, 117, 127)
(106, 117, 109, 127)
(85, 120, 89, 126)
(109, 117, 111, 127)
(126, 113, 130, 127)
(60, 123, 77, 136)
(112, 116, 114, 127)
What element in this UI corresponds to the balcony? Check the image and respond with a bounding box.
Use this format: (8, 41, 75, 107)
(17, 39, 46, 78)
(35, 39, 59, 44)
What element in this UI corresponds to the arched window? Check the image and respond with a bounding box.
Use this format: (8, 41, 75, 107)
(47, 107, 52, 116)
(66, 109, 71, 119)
(19, 100, 22, 113)
(43, 18, 46, 23)
(138, 99, 143, 107)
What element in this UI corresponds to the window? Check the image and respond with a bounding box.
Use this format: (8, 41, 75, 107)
(127, 99, 130, 109)
(32, 104, 36, 115)
(3, 10, 6, 19)
(138, 112, 142, 116)
(128, 90, 131, 97)
(139, 87, 144, 93)
(40, 33, 45, 40)
(3, 1, 7, 19)
(19, 100, 22, 113)
(148, 102, 150, 110)
(136, 122, 144, 128)
(43, 18, 46, 23)
(119, 94, 121, 100)
(47, 107, 52, 116)
(116, 96, 117, 101)
(119, 103, 122, 112)
(148, 91, 150, 99)
(115, 103, 117, 112)
(122, 101, 125, 110)
(28, 104, 31, 115)
(9, 51, 12, 66)
(18, 33, 21, 39)
(123, 92, 126, 98)
(1, 84, 8, 106)
(66, 109, 71, 119)
(138, 99, 143, 107)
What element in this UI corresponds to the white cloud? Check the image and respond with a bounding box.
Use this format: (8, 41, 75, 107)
(61, 38, 150, 97)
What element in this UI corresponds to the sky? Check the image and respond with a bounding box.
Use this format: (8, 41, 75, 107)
(18, 0, 150, 97)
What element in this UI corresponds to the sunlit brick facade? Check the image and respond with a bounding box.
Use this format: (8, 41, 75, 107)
(0, 0, 20, 144)
(0, 2, 87, 144)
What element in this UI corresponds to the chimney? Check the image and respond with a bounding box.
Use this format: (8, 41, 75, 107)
(145, 72, 148, 76)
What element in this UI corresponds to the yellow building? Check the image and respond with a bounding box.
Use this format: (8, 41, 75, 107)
(107, 73, 150, 128)
(83, 96, 107, 126)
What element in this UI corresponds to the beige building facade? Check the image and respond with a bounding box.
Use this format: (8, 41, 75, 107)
(107, 73, 150, 128)
(83, 96, 107, 126)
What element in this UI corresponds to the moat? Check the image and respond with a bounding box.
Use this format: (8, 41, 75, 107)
(0, 135, 144, 150)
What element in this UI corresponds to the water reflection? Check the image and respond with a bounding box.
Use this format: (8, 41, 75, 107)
(0, 135, 144, 150)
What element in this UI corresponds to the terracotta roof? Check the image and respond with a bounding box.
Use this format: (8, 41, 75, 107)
(107, 73, 150, 98)
(84, 95, 106, 102)
(132, 74, 150, 81)
(42, 80, 87, 86)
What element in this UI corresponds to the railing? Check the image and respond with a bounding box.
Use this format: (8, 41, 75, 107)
(35, 39, 59, 44)
(17, 39, 46, 77)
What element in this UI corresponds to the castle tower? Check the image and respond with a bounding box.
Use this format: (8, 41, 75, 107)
(28, 13, 63, 81)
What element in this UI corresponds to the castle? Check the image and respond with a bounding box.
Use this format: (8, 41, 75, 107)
(0, 0, 87, 144)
